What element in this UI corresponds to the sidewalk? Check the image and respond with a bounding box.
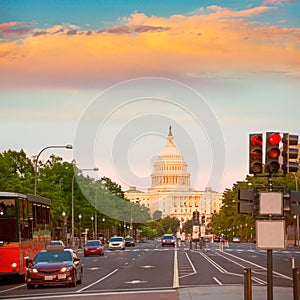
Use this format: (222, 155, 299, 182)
(178, 285, 293, 300)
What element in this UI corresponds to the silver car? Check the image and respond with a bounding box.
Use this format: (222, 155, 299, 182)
(108, 236, 125, 250)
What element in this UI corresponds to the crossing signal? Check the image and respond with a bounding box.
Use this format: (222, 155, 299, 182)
(265, 132, 281, 174)
(282, 133, 299, 174)
(238, 188, 258, 216)
(249, 134, 263, 174)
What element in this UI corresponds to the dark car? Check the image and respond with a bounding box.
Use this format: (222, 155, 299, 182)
(84, 240, 104, 257)
(161, 234, 176, 247)
(124, 237, 135, 247)
(26, 245, 83, 289)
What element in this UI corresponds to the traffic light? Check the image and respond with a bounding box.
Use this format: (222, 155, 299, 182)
(201, 215, 205, 224)
(249, 134, 263, 174)
(192, 210, 199, 225)
(282, 133, 299, 174)
(265, 132, 281, 174)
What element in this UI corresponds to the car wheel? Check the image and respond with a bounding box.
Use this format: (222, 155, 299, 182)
(77, 269, 83, 284)
(70, 273, 77, 287)
(27, 284, 35, 289)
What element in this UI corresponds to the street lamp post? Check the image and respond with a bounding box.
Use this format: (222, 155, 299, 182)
(91, 216, 94, 239)
(78, 214, 82, 248)
(34, 144, 72, 195)
(71, 167, 98, 247)
(62, 211, 67, 245)
(95, 211, 97, 240)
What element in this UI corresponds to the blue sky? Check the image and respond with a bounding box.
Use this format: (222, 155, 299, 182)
(0, 0, 299, 193)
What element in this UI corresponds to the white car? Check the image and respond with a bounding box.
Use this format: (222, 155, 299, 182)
(232, 237, 241, 243)
(108, 236, 125, 250)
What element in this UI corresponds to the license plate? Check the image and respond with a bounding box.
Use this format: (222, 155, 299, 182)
(45, 275, 53, 281)
(58, 274, 66, 279)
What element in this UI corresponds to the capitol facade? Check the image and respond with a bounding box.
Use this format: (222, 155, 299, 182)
(125, 126, 224, 227)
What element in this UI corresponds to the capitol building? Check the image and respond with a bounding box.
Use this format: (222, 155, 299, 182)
(125, 126, 224, 226)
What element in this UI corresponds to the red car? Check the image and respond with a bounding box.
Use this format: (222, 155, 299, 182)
(26, 246, 83, 289)
(84, 240, 104, 257)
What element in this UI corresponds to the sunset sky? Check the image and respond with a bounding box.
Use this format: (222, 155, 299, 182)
(1, 0, 299, 193)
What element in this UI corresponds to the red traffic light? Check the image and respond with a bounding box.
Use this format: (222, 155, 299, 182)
(251, 135, 263, 146)
(249, 133, 263, 175)
(267, 133, 281, 145)
(265, 132, 281, 174)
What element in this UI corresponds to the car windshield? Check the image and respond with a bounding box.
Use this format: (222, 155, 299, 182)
(34, 251, 72, 263)
(86, 241, 100, 246)
(50, 241, 62, 246)
(125, 238, 133, 241)
(110, 237, 123, 242)
(163, 236, 174, 240)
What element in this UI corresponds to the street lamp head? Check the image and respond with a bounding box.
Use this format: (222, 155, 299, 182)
(62, 211, 66, 217)
(93, 168, 99, 171)
(78, 214, 82, 220)
(66, 144, 73, 149)
(91, 216, 94, 221)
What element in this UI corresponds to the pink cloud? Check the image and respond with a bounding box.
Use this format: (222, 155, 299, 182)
(106, 25, 171, 34)
(0, 22, 32, 36)
(262, 0, 293, 5)
(207, 5, 276, 17)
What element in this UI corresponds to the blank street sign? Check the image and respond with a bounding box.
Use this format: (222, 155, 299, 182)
(256, 220, 285, 249)
(259, 192, 283, 215)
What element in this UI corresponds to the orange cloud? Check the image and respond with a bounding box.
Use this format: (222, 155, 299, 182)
(0, 6, 299, 89)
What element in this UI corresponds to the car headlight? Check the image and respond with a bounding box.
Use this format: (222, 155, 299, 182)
(60, 266, 72, 273)
(30, 268, 38, 273)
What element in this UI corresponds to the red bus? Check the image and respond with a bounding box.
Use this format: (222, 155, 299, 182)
(0, 192, 51, 281)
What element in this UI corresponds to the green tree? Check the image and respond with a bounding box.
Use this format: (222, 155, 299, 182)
(161, 216, 180, 234)
(0, 149, 34, 194)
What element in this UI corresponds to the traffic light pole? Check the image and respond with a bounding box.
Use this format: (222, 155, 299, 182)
(267, 176, 274, 300)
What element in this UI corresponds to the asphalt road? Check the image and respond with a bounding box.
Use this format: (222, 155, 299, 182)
(0, 240, 299, 299)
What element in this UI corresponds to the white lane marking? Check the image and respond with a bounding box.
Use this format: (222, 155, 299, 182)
(179, 252, 197, 279)
(0, 284, 25, 293)
(125, 280, 148, 284)
(213, 277, 223, 285)
(77, 268, 119, 292)
(173, 249, 179, 288)
(1, 289, 177, 300)
(217, 250, 292, 281)
(185, 252, 197, 274)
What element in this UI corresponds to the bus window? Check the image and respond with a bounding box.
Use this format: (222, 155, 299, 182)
(0, 199, 16, 216)
(0, 218, 17, 242)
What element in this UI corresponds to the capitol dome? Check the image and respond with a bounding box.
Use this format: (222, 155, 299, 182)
(150, 126, 191, 191)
